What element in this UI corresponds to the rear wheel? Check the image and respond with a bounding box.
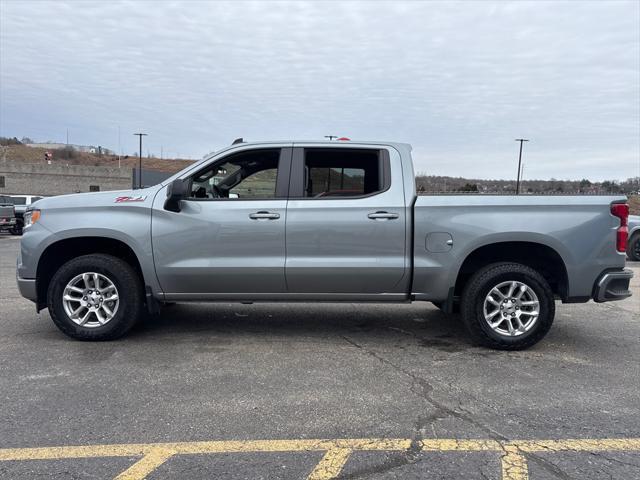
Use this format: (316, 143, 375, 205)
(461, 262, 555, 350)
(47, 254, 144, 340)
(628, 233, 640, 261)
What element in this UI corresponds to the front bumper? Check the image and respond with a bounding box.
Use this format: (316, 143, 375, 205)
(0, 218, 16, 229)
(593, 269, 634, 302)
(16, 275, 37, 303)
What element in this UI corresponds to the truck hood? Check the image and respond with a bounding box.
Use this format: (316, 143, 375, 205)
(32, 186, 162, 210)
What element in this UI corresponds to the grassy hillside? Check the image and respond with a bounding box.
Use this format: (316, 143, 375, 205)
(0, 144, 193, 173)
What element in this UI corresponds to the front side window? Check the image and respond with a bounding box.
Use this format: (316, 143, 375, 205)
(189, 148, 281, 200)
(303, 149, 383, 198)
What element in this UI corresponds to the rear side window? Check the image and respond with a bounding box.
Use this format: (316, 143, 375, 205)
(11, 197, 26, 205)
(302, 149, 386, 198)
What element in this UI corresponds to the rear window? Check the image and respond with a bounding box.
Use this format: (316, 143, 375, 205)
(303, 149, 384, 198)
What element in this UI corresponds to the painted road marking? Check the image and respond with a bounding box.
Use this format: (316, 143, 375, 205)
(0, 437, 638, 480)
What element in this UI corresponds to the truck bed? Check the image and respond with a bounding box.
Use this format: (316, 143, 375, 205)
(411, 194, 626, 301)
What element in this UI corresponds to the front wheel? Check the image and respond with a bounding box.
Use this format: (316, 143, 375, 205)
(10, 219, 23, 235)
(47, 254, 144, 340)
(461, 262, 555, 350)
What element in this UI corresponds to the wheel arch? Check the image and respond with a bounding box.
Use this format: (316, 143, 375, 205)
(454, 240, 569, 301)
(36, 236, 147, 311)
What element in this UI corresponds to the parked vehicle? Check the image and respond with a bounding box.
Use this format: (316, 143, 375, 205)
(16, 140, 633, 349)
(0, 195, 18, 234)
(8, 195, 43, 235)
(628, 215, 640, 261)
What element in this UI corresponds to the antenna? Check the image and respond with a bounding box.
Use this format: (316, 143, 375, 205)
(232, 138, 244, 145)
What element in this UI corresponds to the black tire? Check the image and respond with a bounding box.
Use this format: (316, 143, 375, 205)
(627, 233, 640, 262)
(47, 254, 144, 340)
(461, 262, 555, 350)
(10, 219, 23, 235)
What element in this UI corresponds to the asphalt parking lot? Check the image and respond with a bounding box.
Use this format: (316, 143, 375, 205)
(0, 234, 638, 479)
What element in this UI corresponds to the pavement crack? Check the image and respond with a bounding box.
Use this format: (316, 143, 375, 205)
(340, 334, 508, 443)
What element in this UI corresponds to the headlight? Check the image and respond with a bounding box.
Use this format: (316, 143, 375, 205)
(24, 209, 41, 229)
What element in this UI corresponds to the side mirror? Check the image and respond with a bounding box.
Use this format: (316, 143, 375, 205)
(164, 179, 188, 212)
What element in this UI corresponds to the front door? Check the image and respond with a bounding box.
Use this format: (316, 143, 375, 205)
(284, 146, 408, 295)
(152, 146, 292, 297)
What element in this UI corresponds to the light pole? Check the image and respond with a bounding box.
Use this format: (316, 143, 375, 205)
(133, 133, 148, 188)
(515, 138, 529, 194)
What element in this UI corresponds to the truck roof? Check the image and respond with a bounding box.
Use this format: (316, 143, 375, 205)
(202, 139, 412, 160)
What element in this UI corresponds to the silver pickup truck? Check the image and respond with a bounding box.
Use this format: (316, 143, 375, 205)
(16, 140, 633, 350)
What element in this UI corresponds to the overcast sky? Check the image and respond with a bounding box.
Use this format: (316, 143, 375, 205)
(1, 0, 639, 181)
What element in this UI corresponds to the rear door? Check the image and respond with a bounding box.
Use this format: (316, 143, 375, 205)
(284, 145, 408, 296)
(152, 146, 292, 297)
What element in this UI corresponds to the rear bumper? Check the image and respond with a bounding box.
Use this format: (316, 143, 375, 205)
(593, 269, 634, 302)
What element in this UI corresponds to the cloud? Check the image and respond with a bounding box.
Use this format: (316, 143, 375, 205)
(1, 0, 638, 180)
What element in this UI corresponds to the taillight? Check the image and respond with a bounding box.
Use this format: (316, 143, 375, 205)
(610, 203, 629, 252)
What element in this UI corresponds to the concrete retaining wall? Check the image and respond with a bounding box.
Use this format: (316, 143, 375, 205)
(0, 160, 132, 196)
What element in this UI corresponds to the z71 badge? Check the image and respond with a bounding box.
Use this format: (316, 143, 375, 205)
(114, 195, 147, 203)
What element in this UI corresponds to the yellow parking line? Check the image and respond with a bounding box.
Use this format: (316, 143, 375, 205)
(0, 437, 638, 480)
(513, 438, 640, 452)
(421, 439, 502, 451)
(0, 444, 149, 461)
(114, 448, 174, 480)
(500, 445, 529, 480)
(307, 448, 352, 480)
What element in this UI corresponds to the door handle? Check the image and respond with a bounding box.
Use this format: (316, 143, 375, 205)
(368, 211, 399, 220)
(249, 211, 280, 220)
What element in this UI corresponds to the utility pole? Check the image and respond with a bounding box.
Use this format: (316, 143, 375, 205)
(66, 129, 69, 145)
(133, 133, 148, 189)
(515, 139, 529, 194)
(118, 126, 121, 168)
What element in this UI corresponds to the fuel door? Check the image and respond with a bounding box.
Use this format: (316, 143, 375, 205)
(426, 232, 453, 253)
